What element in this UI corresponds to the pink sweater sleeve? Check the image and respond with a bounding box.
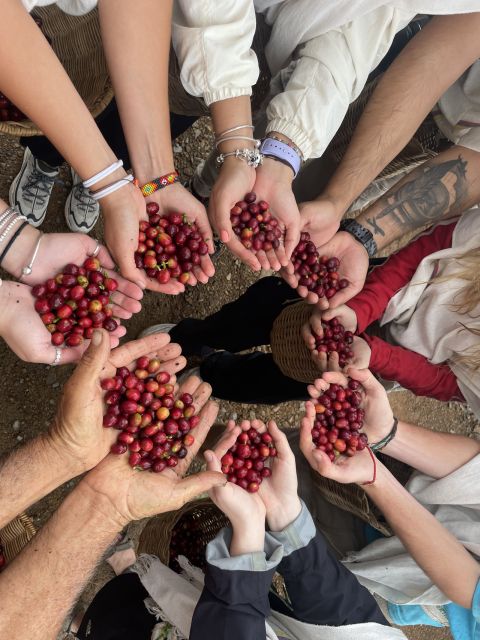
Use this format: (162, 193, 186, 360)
(364, 334, 464, 402)
(348, 222, 457, 333)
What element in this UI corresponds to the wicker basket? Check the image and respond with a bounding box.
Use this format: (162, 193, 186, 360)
(138, 499, 229, 570)
(311, 453, 413, 536)
(0, 513, 36, 563)
(0, 5, 113, 137)
(270, 300, 319, 384)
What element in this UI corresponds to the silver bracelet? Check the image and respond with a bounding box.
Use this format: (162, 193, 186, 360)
(0, 206, 15, 226)
(0, 210, 16, 233)
(0, 214, 27, 244)
(215, 136, 260, 151)
(21, 232, 43, 278)
(215, 124, 254, 139)
(216, 148, 263, 169)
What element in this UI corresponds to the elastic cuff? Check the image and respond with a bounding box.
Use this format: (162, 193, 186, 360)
(206, 527, 283, 572)
(204, 87, 252, 107)
(266, 119, 313, 160)
(265, 501, 316, 558)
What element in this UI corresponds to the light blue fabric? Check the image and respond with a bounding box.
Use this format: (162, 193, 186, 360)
(388, 578, 480, 639)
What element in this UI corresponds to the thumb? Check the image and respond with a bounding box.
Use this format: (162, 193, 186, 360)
(345, 367, 377, 390)
(204, 450, 222, 473)
(75, 329, 111, 381)
(175, 471, 227, 505)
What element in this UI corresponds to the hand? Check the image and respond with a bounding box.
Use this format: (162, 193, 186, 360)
(322, 304, 358, 333)
(300, 400, 376, 485)
(349, 336, 371, 369)
(83, 376, 226, 524)
(209, 158, 260, 271)
(280, 197, 342, 299)
(0, 281, 126, 364)
(149, 182, 215, 287)
(308, 367, 394, 445)
(49, 329, 186, 472)
(251, 159, 300, 270)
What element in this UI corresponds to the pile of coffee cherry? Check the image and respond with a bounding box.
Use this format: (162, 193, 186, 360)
(230, 193, 283, 252)
(32, 258, 119, 347)
(311, 317, 355, 368)
(292, 232, 349, 298)
(135, 202, 209, 285)
(103, 357, 200, 472)
(221, 427, 277, 493)
(311, 380, 368, 460)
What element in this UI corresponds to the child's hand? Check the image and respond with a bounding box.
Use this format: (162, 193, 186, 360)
(350, 336, 371, 369)
(299, 401, 376, 485)
(322, 304, 358, 332)
(301, 306, 324, 350)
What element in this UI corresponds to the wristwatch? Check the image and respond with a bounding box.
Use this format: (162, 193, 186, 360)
(339, 219, 377, 257)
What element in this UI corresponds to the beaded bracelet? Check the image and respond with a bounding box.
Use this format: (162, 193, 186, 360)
(0, 221, 28, 266)
(361, 447, 377, 486)
(370, 417, 398, 452)
(140, 171, 180, 197)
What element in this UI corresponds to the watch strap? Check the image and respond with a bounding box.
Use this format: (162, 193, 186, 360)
(339, 219, 377, 257)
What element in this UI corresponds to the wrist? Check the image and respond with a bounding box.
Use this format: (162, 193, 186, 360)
(75, 475, 128, 532)
(267, 496, 302, 532)
(260, 156, 294, 183)
(230, 519, 265, 556)
(45, 427, 90, 479)
(361, 460, 390, 495)
(1, 224, 39, 279)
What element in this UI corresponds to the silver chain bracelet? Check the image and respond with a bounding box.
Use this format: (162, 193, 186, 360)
(216, 148, 263, 169)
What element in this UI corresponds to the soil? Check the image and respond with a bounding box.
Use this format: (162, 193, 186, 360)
(1, 120, 477, 640)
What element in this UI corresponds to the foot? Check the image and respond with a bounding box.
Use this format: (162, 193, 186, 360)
(65, 169, 100, 233)
(9, 147, 58, 226)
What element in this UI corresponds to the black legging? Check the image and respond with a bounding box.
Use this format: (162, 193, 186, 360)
(170, 277, 309, 404)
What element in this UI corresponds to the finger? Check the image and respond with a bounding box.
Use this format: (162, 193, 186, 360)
(184, 271, 198, 287)
(345, 367, 379, 393)
(109, 333, 171, 369)
(250, 419, 267, 433)
(312, 448, 336, 478)
(312, 350, 327, 372)
(264, 248, 281, 272)
(305, 291, 320, 305)
(267, 420, 293, 459)
(273, 242, 288, 269)
(322, 370, 349, 387)
(284, 221, 300, 262)
(113, 247, 147, 292)
(71, 329, 111, 384)
(280, 269, 298, 289)
(307, 378, 329, 397)
(105, 270, 144, 302)
(316, 296, 329, 311)
(211, 425, 241, 460)
(199, 254, 215, 278)
(299, 405, 316, 465)
(255, 249, 271, 272)
(192, 265, 209, 285)
(144, 278, 185, 295)
(193, 213, 215, 255)
(95, 244, 115, 270)
(309, 311, 324, 337)
(296, 284, 309, 299)
(328, 351, 341, 372)
(225, 236, 261, 272)
(176, 400, 219, 473)
(172, 470, 227, 508)
(301, 322, 315, 349)
(327, 284, 360, 309)
(109, 325, 126, 339)
(204, 449, 222, 473)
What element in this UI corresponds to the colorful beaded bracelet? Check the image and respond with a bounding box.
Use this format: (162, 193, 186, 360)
(140, 171, 180, 197)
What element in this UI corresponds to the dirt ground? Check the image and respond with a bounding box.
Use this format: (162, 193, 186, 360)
(1, 120, 477, 640)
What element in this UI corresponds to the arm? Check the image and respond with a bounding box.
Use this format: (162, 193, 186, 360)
(322, 13, 480, 218)
(363, 334, 464, 402)
(347, 221, 456, 332)
(364, 463, 480, 609)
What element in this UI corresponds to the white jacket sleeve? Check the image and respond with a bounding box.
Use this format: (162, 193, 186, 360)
(266, 7, 414, 160)
(172, 0, 259, 106)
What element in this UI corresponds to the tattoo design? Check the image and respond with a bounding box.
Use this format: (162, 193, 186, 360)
(365, 156, 468, 237)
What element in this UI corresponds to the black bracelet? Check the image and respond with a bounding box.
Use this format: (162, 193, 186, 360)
(339, 219, 378, 257)
(370, 417, 398, 452)
(0, 221, 29, 266)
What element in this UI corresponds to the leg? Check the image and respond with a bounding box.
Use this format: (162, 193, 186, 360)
(76, 573, 156, 640)
(200, 351, 308, 404)
(170, 276, 299, 356)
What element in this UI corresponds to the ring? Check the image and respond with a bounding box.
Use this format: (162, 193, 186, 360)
(89, 239, 101, 258)
(52, 347, 62, 366)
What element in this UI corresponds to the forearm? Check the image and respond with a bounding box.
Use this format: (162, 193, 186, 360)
(355, 146, 480, 252)
(0, 0, 119, 180)
(0, 481, 123, 639)
(364, 464, 480, 608)
(98, 0, 175, 184)
(324, 14, 480, 214)
(210, 96, 254, 148)
(0, 433, 81, 527)
(380, 420, 480, 479)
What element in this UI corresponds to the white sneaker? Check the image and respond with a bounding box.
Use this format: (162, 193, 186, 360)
(139, 323, 176, 338)
(9, 147, 58, 227)
(65, 169, 100, 234)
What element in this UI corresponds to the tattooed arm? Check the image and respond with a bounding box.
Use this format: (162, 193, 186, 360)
(355, 145, 480, 251)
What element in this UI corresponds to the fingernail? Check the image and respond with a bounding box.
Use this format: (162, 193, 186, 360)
(92, 330, 102, 346)
(204, 451, 212, 462)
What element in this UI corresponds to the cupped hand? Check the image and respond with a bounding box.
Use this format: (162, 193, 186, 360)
(322, 304, 358, 332)
(204, 420, 266, 527)
(83, 376, 226, 524)
(50, 329, 186, 472)
(149, 182, 215, 286)
(251, 159, 301, 270)
(299, 400, 375, 484)
(209, 158, 260, 271)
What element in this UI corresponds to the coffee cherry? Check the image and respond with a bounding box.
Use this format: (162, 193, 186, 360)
(310, 317, 354, 367)
(221, 426, 277, 492)
(230, 193, 283, 254)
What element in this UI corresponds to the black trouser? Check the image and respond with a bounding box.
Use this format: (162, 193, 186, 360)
(169, 276, 309, 404)
(78, 531, 387, 640)
(21, 99, 197, 169)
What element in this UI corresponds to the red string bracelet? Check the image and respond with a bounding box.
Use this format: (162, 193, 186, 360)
(361, 446, 377, 486)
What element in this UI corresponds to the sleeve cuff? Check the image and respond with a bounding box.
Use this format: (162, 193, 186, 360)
(265, 501, 316, 558)
(203, 87, 252, 107)
(266, 119, 314, 160)
(206, 527, 283, 572)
